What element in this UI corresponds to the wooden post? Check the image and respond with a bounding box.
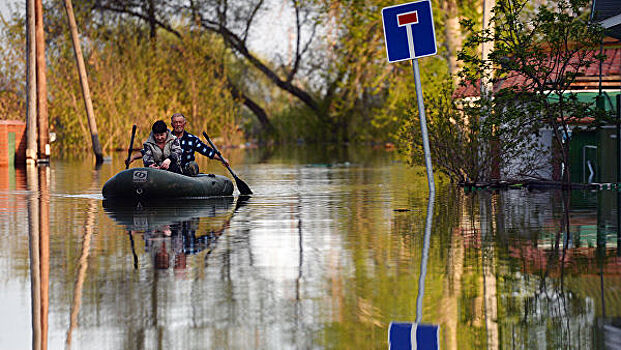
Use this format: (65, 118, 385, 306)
(35, 0, 50, 162)
(63, 0, 104, 164)
(26, 0, 38, 164)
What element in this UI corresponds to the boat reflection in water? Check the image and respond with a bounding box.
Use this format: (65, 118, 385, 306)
(103, 196, 248, 271)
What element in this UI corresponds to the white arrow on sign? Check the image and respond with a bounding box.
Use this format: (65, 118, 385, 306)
(397, 10, 419, 59)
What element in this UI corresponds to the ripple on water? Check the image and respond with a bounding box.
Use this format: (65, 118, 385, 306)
(0, 154, 620, 349)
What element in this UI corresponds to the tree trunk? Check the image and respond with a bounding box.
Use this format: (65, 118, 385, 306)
(146, 0, 157, 41)
(480, 0, 494, 96)
(480, 0, 496, 180)
(444, 0, 462, 87)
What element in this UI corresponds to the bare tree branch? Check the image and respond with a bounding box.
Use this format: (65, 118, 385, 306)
(242, 0, 264, 43)
(94, 3, 182, 38)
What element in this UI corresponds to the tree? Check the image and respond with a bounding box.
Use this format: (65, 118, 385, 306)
(442, 0, 464, 86)
(440, 0, 605, 184)
(2, 0, 480, 149)
(91, 0, 458, 142)
(91, 0, 318, 135)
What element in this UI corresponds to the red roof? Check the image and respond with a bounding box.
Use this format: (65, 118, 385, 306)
(455, 47, 621, 98)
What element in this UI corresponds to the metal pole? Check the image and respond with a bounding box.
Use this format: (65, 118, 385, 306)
(411, 59, 436, 194)
(63, 0, 104, 164)
(26, 0, 37, 164)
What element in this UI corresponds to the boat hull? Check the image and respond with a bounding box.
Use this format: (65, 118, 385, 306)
(102, 168, 234, 199)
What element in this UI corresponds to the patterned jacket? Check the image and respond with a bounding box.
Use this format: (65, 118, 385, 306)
(142, 131, 182, 169)
(177, 131, 216, 166)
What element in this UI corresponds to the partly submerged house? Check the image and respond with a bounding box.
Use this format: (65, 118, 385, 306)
(455, 42, 620, 183)
(577, 0, 621, 184)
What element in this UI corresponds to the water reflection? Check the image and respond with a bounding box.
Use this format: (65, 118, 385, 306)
(468, 190, 621, 349)
(102, 196, 247, 271)
(389, 193, 439, 350)
(102, 197, 235, 230)
(5, 150, 621, 349)
(65, 169, 100, 349)
(27, 165, 50, 350)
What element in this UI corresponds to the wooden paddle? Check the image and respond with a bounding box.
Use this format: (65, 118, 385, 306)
(203, 132, 253, 195)
(125, 125, 137, 169)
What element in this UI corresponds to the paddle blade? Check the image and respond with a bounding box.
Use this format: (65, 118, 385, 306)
(202, 131, 253, 195)
(234, 176, 253, 195)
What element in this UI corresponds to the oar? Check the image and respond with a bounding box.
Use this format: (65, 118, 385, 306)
(203, 132, 253, 195)
(125, 125, 137, 169)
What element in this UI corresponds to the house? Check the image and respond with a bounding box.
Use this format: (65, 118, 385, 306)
(455, 41, 620, 183)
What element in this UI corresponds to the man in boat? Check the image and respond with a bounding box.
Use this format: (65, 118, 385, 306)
(170, 113, 228, 176)
(141, 120, 183, 173)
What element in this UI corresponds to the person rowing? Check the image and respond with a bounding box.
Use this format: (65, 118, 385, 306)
(170, 113, 229, 176)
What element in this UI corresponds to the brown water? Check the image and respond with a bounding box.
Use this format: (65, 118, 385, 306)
(0, 145, 619, 349)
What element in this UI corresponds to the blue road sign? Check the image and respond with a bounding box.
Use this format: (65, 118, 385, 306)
(382, 0, 438, 63)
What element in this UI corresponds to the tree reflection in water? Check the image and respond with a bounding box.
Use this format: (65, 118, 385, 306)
(468, 189, 621, 349)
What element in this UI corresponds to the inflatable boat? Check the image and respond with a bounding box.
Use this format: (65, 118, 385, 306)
(102, 168, 234, 199)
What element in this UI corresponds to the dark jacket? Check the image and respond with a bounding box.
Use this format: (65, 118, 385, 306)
(177, 131, 216, 166)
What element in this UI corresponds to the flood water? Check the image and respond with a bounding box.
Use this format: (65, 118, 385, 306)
(0, 145, 619, 349)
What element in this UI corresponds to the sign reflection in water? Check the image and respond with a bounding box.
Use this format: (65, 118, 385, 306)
(389, 192, 439, 350)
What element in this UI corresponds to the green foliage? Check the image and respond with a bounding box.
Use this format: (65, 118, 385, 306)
(0, 3, 241, 153)
(457, 0, 607, 182)
(399, 78, 549, 183)
(48, 29, 240, 152)
(399, 0, 608, 183)
(0, 13, 26, 121)
(0, 0, 477, 153)
(303, 1, 451, 144)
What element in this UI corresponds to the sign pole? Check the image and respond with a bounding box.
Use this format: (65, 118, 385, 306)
(383, 0, 437, 195)
(411, 58, 435, 194)
(384, 4, 440, 347)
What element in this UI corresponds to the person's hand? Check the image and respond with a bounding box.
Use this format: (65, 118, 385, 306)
(149, 164, 159, 169)
(160, 159, 171, 170)
(218, 155, 229, 167)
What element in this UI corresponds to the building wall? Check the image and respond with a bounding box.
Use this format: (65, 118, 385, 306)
(0, 121, 26, 166)
(501, 128, 555, 180)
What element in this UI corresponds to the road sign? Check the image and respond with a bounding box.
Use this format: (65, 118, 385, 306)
(382, 0, 437, 63)
(381, 0, 437, 194)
